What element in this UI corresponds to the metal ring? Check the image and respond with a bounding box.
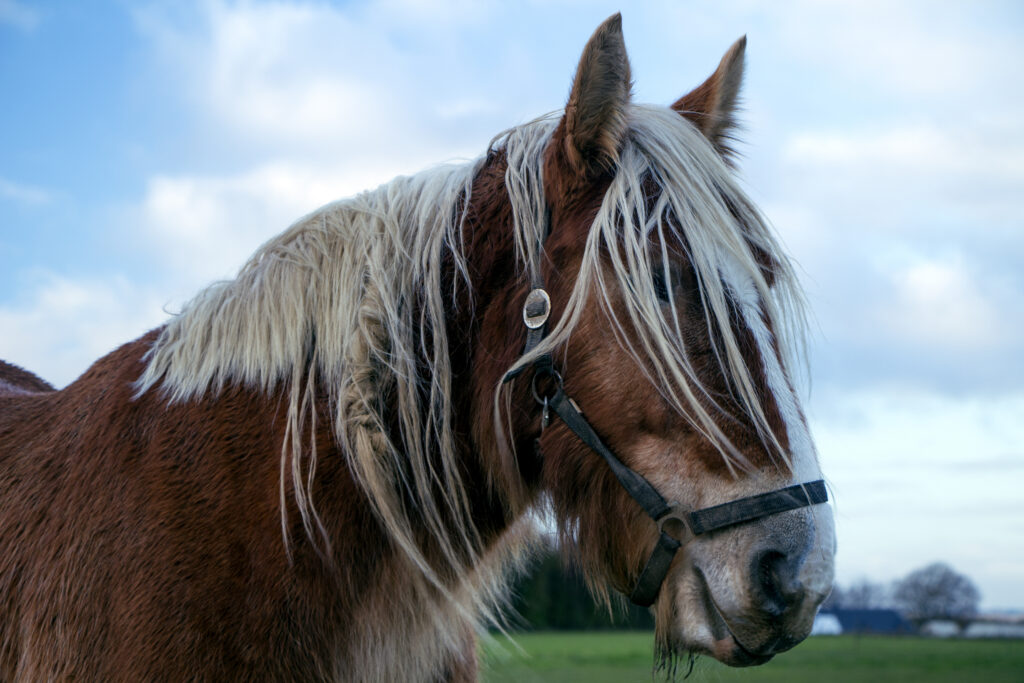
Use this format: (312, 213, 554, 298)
(531, 367, 563, 405)
(656, 505, 695, 545)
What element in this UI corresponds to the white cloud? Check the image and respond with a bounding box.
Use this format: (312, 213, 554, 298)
(878, 257, 1008, 352)
(764, 117, 1024, 394)
(136, 158, 451, 289)
(196, 3, 386, 144)
(811, 388, 1024, 608)
(134, 2, 395, 150)
(133, 0, 543, 159)
(140, 164, 328, 282)
(0, 274, 169, 388)
(0, 177, 51, 205)
(774, 122, 1024, 252)
(0, 0, 40, 31)
(782, 125, 1024, 189)
(365, 0, 497, 24)
(771, 0, 1012, 99)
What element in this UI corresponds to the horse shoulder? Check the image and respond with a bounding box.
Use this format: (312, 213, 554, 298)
(0, 331, 371, 678)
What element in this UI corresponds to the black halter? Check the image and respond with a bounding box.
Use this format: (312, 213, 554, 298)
(502, 274, 828, 606)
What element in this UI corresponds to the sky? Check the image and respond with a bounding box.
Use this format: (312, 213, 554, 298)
(1, 1, 1022, 610)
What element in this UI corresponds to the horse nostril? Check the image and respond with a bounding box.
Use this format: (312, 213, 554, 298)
(754, 549, 803, 616)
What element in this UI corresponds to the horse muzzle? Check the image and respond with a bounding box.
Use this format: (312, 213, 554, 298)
(673, 500, 835, 666)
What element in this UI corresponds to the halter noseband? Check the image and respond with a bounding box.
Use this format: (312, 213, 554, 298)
(502, 270, 828, 606)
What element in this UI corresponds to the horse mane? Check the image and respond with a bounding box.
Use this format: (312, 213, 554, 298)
(502, 105, 807, 472)
(136, 103, 807, 627)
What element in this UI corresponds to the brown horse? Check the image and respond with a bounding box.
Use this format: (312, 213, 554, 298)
(0, 15, 834, 681)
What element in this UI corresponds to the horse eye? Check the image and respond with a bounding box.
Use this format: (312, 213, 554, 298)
(652, 266, 672, 302)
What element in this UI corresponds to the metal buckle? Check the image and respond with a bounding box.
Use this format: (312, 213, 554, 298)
(531, 367, 563, 406)
(523, 288, 551, 329)
(656, 504, 695, 546)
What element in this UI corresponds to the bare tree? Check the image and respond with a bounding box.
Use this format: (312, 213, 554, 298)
(844, 579, 892, 609)
(894, 562, 980, 629)
(821, 583, 844, 610)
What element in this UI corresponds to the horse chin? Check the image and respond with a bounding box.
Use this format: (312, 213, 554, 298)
(663, 611, 776, 669)
(664, 554, 814, 668)
(709, 636, 776, 668)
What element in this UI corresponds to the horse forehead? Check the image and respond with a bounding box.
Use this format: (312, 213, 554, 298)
(718, 251, 761, 312)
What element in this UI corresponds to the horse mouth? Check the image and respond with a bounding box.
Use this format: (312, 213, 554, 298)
(695, 568, 775, 667)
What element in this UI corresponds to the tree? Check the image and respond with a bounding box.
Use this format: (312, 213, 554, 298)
(843, 579, 892, 609)
(894, 562, 980, 629)
(506, 550, 654, 631)
(821, 583, 844, 610)
(821, 579, 892, 610)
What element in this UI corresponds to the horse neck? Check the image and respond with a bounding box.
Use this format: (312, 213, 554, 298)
(439, 153, 548, 540)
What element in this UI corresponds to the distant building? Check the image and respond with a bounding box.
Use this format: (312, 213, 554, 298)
(965, 621, 1024, 638)
(820, 609, 913, 635)
(920, 619, 960, 637)
(811, 612, 842, 635)
(920, 619, 1024, 639)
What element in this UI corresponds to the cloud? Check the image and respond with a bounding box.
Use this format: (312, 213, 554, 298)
(799, 250, 1024, 395)
(0, 0, 40, 31)
(782, 124, 1024, 200)
(132, 0, 549, 161)
(879, 258, 1007, 351)
(122, 0, 587, 303)
(0, 274, 169, 388)
(811, 387, 1024, 607)
(761, 114, 1024, 396)
(776, 124, 1024, 245)
(190, 3, 388, 145)
(769, 0, 1016, 99)
(138, 164, 331, 283)
(0, 177, 51, 205)
(134, 158, 455, 290)
(132, 2, 409, 154)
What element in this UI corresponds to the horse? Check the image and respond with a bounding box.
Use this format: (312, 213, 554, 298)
(0, 14, 834, 681)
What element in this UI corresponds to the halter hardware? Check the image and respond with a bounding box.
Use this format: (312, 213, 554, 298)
(656, 505, 695, 547)
(501, 219, 829, 608)
(530, 366, 562, 406)
(523, 288, 551, 329)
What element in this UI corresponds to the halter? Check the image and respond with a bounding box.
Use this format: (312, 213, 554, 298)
(502, 245, 828, 607)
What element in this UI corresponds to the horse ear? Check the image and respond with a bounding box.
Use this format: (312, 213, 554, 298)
(672, 36, 746, 162)
(556, 13, 632, 177)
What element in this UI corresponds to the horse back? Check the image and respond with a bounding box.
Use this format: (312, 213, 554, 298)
(0, 360, 55, 396)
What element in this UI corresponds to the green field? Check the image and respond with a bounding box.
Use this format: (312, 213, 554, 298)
(481, 632, 1024, 683)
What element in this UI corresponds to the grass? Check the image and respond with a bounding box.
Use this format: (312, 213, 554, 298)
(481, 632, 1024, 683)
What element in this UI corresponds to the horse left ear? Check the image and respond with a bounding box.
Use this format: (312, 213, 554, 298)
(672, 36, 746, 162)
(555, 13, 632, 178)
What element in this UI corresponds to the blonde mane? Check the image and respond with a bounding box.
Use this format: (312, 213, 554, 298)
(508, 105, 808, 474)
(136, 103, 807, 639)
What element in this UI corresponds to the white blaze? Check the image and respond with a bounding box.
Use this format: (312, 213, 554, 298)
(720, 254, 835, 596)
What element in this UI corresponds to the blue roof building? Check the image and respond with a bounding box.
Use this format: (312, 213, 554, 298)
(821, 609, 914, 634)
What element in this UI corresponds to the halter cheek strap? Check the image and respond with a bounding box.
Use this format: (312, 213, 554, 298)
(501, 286, 828, 607)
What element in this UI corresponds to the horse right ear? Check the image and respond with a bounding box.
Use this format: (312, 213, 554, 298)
(552, 13, 632, 179)
(672, 36, 746, 163)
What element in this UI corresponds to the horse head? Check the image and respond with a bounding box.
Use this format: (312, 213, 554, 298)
(476, 15, 835, 667)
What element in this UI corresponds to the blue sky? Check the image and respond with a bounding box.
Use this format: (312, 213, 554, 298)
(2, 1, 1023, 609)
